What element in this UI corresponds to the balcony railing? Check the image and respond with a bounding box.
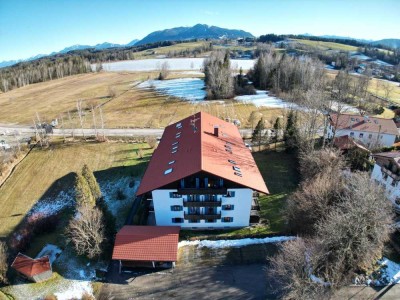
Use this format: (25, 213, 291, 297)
(183, 201, 222, 207)
(177, 187, 227, 195)
(184, 213, 221, 220)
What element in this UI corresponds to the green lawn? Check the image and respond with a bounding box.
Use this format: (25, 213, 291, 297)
(180, 149, 300, 240)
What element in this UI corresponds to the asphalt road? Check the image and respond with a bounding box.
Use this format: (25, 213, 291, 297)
(0, 124, 253, 138)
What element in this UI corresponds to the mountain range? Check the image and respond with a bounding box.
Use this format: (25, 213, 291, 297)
(1, 24, 399, 68)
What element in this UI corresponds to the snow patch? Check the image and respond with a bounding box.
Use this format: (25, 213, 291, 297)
(36, 244, 62, 264)
(235, 90, 301, 110)
(54, 281, 93, 300)
(27, 190, 74, 217)
(178, 236, 296, 249)
(378, 257, 400, 284)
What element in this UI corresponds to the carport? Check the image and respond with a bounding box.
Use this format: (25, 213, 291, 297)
(112, 225, 180, 273)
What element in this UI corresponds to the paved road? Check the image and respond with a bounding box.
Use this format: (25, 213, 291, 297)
(0, 124, 253, 138)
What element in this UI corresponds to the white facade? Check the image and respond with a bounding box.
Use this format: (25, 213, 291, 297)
(371, 163, 400, 212)
(152, 188, 253, 228)
(326, 123, 396, 148)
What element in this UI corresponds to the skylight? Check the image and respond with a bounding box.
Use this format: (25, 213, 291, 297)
(168, 160, 175, 165)
(234, 172, 242, 177)
(164, 168, 173, 175)
(172, 141, 179, 146)
(233, 166, 241, 171)
(176, 122, 182, 128)
(228, 159, 236, 165)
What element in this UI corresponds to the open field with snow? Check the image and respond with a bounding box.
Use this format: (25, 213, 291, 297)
(0, 139, 152, 237)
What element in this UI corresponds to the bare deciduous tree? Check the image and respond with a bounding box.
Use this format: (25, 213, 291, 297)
(76, 100, 85, 139)
(158, 61, 170, 80)
(67, 205, 105, 259)
(381, 81, 394, 101)
(268, 239, 329, 300)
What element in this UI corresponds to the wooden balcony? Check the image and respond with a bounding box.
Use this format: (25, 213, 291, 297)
(183, 201, 222, 207)
(177, 188, 227, 195)
(184, 213, 221, 220)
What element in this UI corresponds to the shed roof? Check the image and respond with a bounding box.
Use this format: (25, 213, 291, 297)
(137, 111, 269, 195)
(329, 113, 398, 135)
(112, 226, 180, 262)
(11, 253, 51, 277)
(334, 135, 369, 152)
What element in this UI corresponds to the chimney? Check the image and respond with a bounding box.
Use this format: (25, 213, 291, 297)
(214, 126, 219, 137)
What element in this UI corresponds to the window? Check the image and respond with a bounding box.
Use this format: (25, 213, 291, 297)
(380, 136, 383, 139)
(205, 219, 217, 223)
(172, 149, 177, 154)
(226, 191, 236, 197)
(350, 132, 354, 137)
(171, 205, 183, 211)
(164, 168, 173, 175)
(169, 192, 181, 198)
(172, 218, 184, 223)
(222, 204, 235, 210)
(369, 134, 372, 139)
(391, 179, 398, 187)
(189, 219, 200, 223)
(359, 133, 364, 138)
(228, 159, 236, 165)
(176, 122, 182, 128)
(234, 172, 242, 177)
(168, 160, 175, 165)
(172, 141, 178, 146)
(222, 217, 233, 223)
(233, 166, 241, 172)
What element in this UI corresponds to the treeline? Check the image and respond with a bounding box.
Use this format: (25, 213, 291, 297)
(0, 39, 212, 93)
(358, 46, 400, 66)
(0, 56, 92, 92)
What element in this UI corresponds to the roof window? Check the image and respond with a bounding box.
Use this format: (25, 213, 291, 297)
(172, 145, 178, 150)
(228, 159, 236, 165)
(168, 160, 175, 165)
(164, 168, 173, 175)
(172, 141, 178, 146)
(234, 172, 242, 177)
(176, 122, 182, 129)
(172, 150, 177, 154)
(233, 166, 241, 172)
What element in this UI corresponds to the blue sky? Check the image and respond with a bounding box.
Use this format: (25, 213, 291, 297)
(0, 0, 399, 61)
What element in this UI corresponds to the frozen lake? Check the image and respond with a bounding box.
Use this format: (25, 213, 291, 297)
(96, 58, 256, 72)
(136, 77, 359, 112)
(137, 78, 206, 101)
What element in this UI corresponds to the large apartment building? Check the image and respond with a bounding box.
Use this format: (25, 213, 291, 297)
(136, 112, 269, 229)
(326, 113, 398, 149)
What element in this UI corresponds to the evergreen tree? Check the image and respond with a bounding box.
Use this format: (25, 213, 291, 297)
(252, 117, 265, 151)
(284, 110, 299, 153)
(273, 117, 282, 150)
(75, 173, 96, 207)
(82, 164, 102, 200)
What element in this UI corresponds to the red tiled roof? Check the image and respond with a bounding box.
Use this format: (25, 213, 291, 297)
(373, 151, 400, 168)
(11, 253, 51, 277)
(334, 135, 369, 152)
(329, 113, 398, 135)
(137, 111, 269, 195)
(112, 226, 180, 262)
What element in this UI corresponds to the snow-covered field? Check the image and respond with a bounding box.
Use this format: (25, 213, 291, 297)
(138, 78, 206, 101)
(178, 236, 296, 249)
(96, 58, 255, 72)
(234, 90, 301, 109)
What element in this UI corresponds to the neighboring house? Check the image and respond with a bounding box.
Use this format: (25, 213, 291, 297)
(11, 253, 52, 283)
(333, 135, 369, 153)
(112, 226, 180, 271)
(371, 151, 400, 213)
(326, 113, 398, 149)
(136, 111, 269, 229)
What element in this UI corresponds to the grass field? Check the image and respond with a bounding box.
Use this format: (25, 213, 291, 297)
(133, 41, 211, 59)
(368, 78, 400, 103)
(0, 139, 153, 237)
(293, 39, 358, 51)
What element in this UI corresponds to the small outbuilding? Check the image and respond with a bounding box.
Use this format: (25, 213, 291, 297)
(11, 253, 52, 283)
(112, 225, 180, 272)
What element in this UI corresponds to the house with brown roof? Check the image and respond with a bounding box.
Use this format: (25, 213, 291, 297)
(112, 226, 180, 271)
(11, 253, 52, 283)
(371, 151, 400, 213)
(136, 111, 269, 229)
(326, 113, 398, 149)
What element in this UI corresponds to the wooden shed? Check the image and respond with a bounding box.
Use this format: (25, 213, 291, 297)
(11, 253, 52, 283)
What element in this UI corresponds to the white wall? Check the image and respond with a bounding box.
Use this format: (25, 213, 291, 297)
(371, 163, 400, 211)
(326, 123, 396, 148)
(152, 188, 253, 228)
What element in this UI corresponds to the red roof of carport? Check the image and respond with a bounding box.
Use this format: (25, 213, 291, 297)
(112, 226, 180, 262)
